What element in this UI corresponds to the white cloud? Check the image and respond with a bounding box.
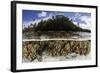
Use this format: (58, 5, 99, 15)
(23, 21, 33, 28)
(80, 23, 91, 30)
(72, 13, 81, 21)
(79, 16, 91, 25)
(73, 21, 78, 25)
(23, 12, 54, 29)
(72, 13, 91, 30)
(73, 21, 90, 29)
(79, 16, 91, 29)
(38, 11, 47, 17)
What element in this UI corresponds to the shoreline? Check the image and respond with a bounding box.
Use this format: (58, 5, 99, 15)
(23, 31, 91, 39)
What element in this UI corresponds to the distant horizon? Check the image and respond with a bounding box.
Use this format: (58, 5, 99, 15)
(23, 10, 91, 30)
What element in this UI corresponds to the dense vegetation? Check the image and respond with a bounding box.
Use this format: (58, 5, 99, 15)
(23, 15, 90, 32)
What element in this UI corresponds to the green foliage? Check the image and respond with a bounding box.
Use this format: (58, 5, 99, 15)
(23, 15, 90, 32)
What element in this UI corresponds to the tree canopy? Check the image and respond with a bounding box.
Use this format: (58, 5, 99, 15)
(23, 15, 90, 32)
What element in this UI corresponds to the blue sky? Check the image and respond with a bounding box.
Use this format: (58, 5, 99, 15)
(22, 10, 91, 29)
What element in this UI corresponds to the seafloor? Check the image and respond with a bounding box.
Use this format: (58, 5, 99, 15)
(22, 40, 91, 63)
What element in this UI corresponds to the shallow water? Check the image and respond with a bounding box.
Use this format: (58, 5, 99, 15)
(23, 31, 91, 39)
(71, 32, 91, 39)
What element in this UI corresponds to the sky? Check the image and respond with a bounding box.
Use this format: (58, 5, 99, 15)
(22, 10, 91, 29)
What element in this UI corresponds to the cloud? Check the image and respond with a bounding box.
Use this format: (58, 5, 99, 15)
(72, 13, 91, 30)
(38, 11, 47, 17)
(79, 16, 91, 25)
(80, 23, 91, 29)
(79, 15, 91, 29)
(49, 13, 54, 17)
(72, 13, 81, 21)
(23, 12, 54, 29)
(23, 21, 32, 29)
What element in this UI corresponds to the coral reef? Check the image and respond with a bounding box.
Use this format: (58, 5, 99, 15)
(22, 40, 90, 62)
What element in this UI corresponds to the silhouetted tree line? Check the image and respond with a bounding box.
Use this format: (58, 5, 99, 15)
(23, 15, 90, 32)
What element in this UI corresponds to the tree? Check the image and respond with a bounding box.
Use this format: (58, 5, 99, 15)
(23, 15, 90, 32)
